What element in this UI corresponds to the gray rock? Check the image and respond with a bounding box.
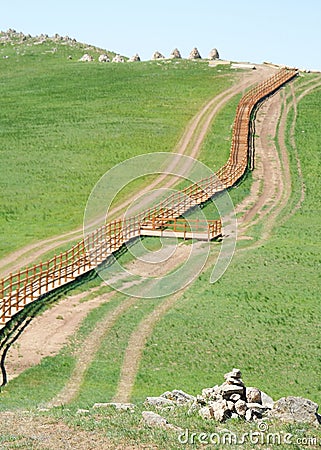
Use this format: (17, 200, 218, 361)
(199, 405, 214, 420)
(230, 394, 241, 402)
(210, 399, 231, 422)
(246, 387, 262, 404)
(76, 409, 90, 414)
(245, 408, 253, 421)
(144, 396, 174, 409)
(142, 411, 182, 431)
(235, 399, 247, 416)
(92, 402, 135, 411)
(225, 377, 245, 386)
(227, 401, 235, 411)
(221, 383, 245, 398)
(247, 402, 268, 412)
(202, 387, 215, 398)
(270, 396, 320, 426)
(246, 402, 268, 418)
(224, 368, 242, 379)
(196, 394, 207, 405)
(161, 389, 195, 405)
(142, 410, 169, 429)
(261, 390, 274, 409)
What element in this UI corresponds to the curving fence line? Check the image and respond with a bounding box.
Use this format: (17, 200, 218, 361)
(0, 67, 298, 327)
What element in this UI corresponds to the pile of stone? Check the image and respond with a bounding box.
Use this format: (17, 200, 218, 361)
(98, 53, 110, 62)
(169, 48, 182, 59)
(142, 368, 321, 427)
(208, 48, 219, 60)
(128, 53, 141, 62)
(194, 368, 273, 422)
(152, 51, 165, 60)
(79, 53, 93, 62)
(188, 47, 202, 59)
(112, 54, 125, 63)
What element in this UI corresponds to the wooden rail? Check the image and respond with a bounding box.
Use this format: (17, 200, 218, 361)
(0, 67, 298, 327)
(140, 218, 222, 241)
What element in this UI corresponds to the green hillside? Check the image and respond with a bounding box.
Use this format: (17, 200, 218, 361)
(0, 31, 235, 257)
(1, 31, 321, 449)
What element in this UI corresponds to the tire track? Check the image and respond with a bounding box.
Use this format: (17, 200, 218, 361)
(0, 67, 272, 278)
(238, 75, 321, 243)
(46, 294, 136, 407)
(6, 66, 274, 405)
(112, 247, 221, 404)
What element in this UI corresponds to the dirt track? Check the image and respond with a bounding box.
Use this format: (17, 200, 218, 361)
(0, 66, 270, 278)
(4, 66, 271, 384)
(3, 69, 321, 450)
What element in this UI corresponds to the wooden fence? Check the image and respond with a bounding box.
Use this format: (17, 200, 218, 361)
(0, 67, 298, 327)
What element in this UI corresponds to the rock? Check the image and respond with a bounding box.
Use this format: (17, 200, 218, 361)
(152, 51, 165, 60)
(270, 396, 321, 426)
(76, 409, 89, 414)
(261, 391, 274, 409)
(196, 394, 207, 405)
(79, 53, 93, 62)
(142, 410, 173, 429)
(230, 394, 241, 402)
(224, 368, 242, 379)
(246, 402, 268, 418)
(161, 389, 195, 405)
(225, 377, 245, 386)
(208, 48, 219, 60)
(92, 402, 135, 411)
(169, 48, 182, 59)
(247, 402, 268, 412)
(246, 387, 262, 404)
(112, 54, 125, 63)
(142, 411, 183, 431)
(144, 396, 174, 409)
(188, 47, 201, 59)
(199, 405, 213, 420)
(227, 401, 235, 411)
(210, 399, 231, 422)
(202, 387, 215, 398)
(220, 383, 245, 399)
(98, 54, 110, 62)
(235, 399, 247, 417)
(245, 408, 253, 421)
(128, 53, 141, 62)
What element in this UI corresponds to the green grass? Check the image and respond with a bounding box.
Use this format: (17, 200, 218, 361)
(1, 38, 321, 448)
(72, 296, 163, 408)
(132, 79, 321, 404)
(0, 351, 75, 411)
(41, 404, 321, 449)
(0, 38, 236, 258)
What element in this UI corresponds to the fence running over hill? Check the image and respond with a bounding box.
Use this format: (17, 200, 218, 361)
(0, 67, 298, 327)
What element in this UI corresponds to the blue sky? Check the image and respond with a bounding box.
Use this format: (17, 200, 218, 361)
(2, 0, 321, 70)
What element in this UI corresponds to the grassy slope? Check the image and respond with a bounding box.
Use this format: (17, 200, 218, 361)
(0, 73, 320, 448)
(0, 38, 234, 258)
(132, 78, 321, 404)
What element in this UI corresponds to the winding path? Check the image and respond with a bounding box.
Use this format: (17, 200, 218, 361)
(4, 66, 306, 407)
(4, 66, 271, 383)
(0, 67, 268, 278)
